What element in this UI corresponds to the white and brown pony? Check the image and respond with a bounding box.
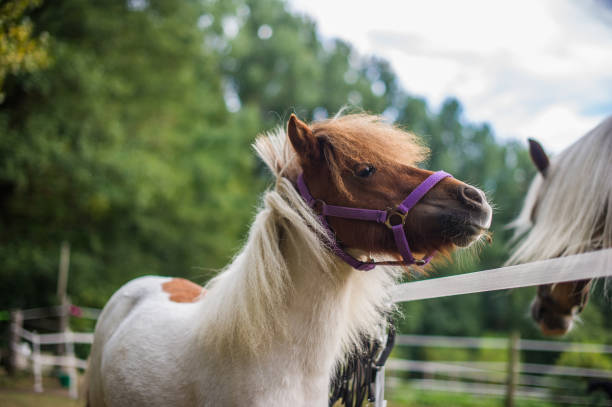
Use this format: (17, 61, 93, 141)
(87, 114, 492, 406)
(508, 115, 612, 336)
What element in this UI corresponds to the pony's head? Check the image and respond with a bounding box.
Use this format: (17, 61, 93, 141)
(286, 113, 492, 263)
(508, 115, 612, 336)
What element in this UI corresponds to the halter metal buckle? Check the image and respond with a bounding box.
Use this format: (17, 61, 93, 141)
(384, 209, 408, 229)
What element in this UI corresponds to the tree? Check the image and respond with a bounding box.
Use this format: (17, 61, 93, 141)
(0, 0, 50, 102)
(0, 0, 262, 308)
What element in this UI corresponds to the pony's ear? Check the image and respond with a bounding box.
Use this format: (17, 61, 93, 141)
(528, 138, 550, 176)
(287, 114, 320, 162)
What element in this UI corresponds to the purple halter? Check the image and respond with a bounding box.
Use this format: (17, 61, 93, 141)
(296, 171, 452, 271)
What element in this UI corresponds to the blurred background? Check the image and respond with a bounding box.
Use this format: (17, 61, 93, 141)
(0, 0, 611, 406)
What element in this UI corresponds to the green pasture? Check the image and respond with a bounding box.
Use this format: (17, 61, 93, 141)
(0, 371, 83, 407)
(387, 386, 555, 407)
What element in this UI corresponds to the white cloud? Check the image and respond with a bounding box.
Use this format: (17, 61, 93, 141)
(289, 0, 612, 152)
(508, 105, 601, 152)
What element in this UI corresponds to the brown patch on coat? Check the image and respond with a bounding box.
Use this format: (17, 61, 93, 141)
(162, 278, 206, 303)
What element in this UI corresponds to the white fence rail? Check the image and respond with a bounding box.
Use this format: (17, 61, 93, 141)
(8, 308, 96, 399)
(396, 334, 612, 354)
(394, 378, 597, 405)
(15, 325, 92, 398)
(385, 250, 612, 406)
(20, 304, 101, 320)
(7, 251, 612, 404)
(387, 334, 612, 405)
(16, 325, 92, 398)
(392, 249, 612, 303)
(388, 358, 612, 380)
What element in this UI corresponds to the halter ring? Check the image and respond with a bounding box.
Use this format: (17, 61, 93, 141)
(384, 210, 408, 229)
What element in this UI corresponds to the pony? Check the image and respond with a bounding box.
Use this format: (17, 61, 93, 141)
(507, 115, 612, 336)
(87, 113, 492, 406)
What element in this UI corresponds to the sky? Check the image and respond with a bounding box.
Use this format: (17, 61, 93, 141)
(288, 0, 612, 152)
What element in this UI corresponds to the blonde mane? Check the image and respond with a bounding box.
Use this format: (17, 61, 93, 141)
(200, 116, 403, 359)
(507, 115, 612, 264)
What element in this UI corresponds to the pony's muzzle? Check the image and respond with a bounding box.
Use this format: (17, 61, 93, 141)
(531, 298, 573, 336)
(459, 185, 492, 229)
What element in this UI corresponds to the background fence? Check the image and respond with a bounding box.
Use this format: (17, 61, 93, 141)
(8, 306, 97, 399)
(6, 251, 612, 405)
(386, 333, 612, 406)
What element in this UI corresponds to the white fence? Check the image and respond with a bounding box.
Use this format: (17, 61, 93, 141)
(7, 250, 612, 404)
(8, 307, 96, 399)
(391, 249, 612, 303)
(396, 334, 612, 354)
(386, 334, 612, 405)
(384, 250, 612, 406)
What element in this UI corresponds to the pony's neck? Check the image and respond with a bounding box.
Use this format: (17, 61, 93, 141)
(278, 230, 399, 378)
(282, 239, 356, 373)
(199, 181, 397, 401)
(247, 234, 389, 405)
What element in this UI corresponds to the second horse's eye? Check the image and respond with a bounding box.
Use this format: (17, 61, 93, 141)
(355, 164, 376, 178)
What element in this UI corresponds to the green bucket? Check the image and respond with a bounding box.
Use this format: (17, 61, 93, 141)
(59, 372, 71, 388)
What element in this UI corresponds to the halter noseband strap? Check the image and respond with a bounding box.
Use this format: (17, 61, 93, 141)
(296, 171, 452, 271)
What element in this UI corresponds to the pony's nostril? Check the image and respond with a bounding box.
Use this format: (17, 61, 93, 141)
(460, 186, 484, 208)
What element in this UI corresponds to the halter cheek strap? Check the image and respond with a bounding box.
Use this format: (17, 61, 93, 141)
(296, 171, 452, 271)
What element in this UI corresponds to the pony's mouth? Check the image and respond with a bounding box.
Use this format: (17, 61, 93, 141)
(451, 224, 487, 247)
(418, 199, 492, 250)
(539, 319, 573, 337)
(439, 212, 490, 248)
(531, 299, 575, 337)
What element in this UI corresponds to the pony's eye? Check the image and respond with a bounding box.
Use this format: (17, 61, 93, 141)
(355, 164, 376, 178)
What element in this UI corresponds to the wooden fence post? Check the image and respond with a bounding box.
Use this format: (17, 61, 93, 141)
(57, 241, 70, 356)
(505, 331, 520, 407)
(8, 309, 23, 375)
(32, 331, 43, 393)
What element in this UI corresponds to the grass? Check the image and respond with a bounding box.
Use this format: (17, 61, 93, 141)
(0, 369, 596, 407)
(0, 370, 85, 407)
(0, 391, 83, 407)
(386, 384, 558, 407)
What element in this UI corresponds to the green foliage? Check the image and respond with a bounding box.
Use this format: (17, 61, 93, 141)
(225, 0, 396, 122)
(421, 347, 472, 362)
(557, 347, 612, 370)
(0, 0, 261, 308)
(387, 384, 556, 407)
(0, 0, 609, 363)
(0, 0, 50, 102)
